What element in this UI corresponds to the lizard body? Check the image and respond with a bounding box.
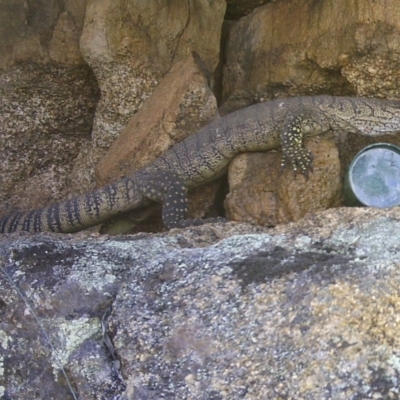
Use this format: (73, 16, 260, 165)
(2, 95, 400, 233)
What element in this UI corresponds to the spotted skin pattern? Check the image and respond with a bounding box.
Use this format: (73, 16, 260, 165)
(2, 95, 400, 233)
(280, 109, 329, 177)
(138, 171, 189, 228)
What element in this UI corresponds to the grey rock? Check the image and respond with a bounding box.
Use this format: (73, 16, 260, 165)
(1, 208, 400, 398)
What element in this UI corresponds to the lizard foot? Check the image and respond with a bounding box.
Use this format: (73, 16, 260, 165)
(281, 148, 313, 178)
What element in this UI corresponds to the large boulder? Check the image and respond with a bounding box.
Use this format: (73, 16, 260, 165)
(222, 0, 400, 112)
(0, 0, 226, 219)
(0, 0, 98, 216)
(225, 137, 342, 226)
(94, 53, 220, 233)
(2, 207, 400, 398)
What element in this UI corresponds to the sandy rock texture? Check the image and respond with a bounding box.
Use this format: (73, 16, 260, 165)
(3, 1, 400, 398)
(0, 0, 98, 214)
(226, 138, 342, 226)
(0, 0, 400, 230)
(2, 208, 400, 398)
(0, 0, 226, 218)
(0, 63, 99, 215)
(94, 53, 221, 233)
(80, 0, 225, 149)
(0, 0, 87, 68)
(2, 0, 400, 228)
(222, 0, 400, 112)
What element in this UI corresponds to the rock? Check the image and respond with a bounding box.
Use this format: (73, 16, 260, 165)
(94, 53, 221, 233)
(0, 0, 87, 68)
(0, 233, 126, 399)
(3, 207, 400, 398)
(222, 0, 400, 112)
(4, 0, 400, 236)
(225, 138, 342, 226)
(95, 54, 219, 185)
(0, 0, 99, 217)
(0, 0, 227, 222)
(226, 0, 271, 20)
(0, 64, 99, 216)
(49, 9, 86, 65)
(80, 0, 226, 151)
(70, 0, 226, 195)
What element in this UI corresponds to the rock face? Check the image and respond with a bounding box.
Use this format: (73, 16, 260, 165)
(0, 0, 98, 214)
(2, 207, 400, 398)
(4, 1, 400, 398)
(222, 0, 400, 112)
(3, 0, 400, 230)
(95, 54, 219, 185)
(225, 138, 342, 226)
(0, 0, 87, 68)
(94, 53, 221, 233)
(225, 0, 272, 19)
(0, 63, 99, 215)
(80, 0, 225, 149)
(0, 0, 226, 218)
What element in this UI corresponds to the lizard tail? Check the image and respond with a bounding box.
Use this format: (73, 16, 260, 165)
(0, 176, 146, 233)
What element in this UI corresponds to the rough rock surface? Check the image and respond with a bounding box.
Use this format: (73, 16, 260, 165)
(222, 0, 400, 112)
(0, 0, 99, 216)
(80, 0, 224, 143)
(75, 0, 226, 190)
(93, 53, 220, 234)
(2, 207, 400, 398)
(0, 0, 227, 220)
(95, 54, 219, 185)
(3, 0, 400, 232)
(225, 0, 271, 19)
(0, 63, 99, 215)
(0, 0, 87, 68)
(226, 138, 342, 226)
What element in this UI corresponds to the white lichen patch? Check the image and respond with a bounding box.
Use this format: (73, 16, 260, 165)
(69, 253, 117, 291)
(105, 237, 178, 253)
(0, 353, 4, 396)
(48, 317, 101, 371)
(388, 354, 400, 373)
(0, 330, 10, 350)
(0, 354, 4, 375)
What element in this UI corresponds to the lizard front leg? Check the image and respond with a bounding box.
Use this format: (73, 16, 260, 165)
(138, 171, 225, 229)
(280, 110, 330, 177)
(137, 170, 189, 228)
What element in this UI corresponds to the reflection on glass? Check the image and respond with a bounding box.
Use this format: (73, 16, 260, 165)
(351, 148, 400, 207)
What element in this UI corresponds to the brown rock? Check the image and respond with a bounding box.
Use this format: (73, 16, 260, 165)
(222, 0, 400, 111)
(0, 0, 87, 68)
(48, 8, 86, 65)
(0, 0, 98, 217)
(72, 0, 226, 191)
(95, 54, 219, 184)
(95, 53, 220, 233)
(80, 0, 226, 150)
(225, 138, 342, 226)
(0, 64, 99, 217)
(226, 0, 271, 20)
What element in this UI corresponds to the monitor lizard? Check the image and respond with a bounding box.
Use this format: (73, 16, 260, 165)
(1, 95, 400, 233)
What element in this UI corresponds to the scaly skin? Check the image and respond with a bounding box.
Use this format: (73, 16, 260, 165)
(2, 95, 400, 233)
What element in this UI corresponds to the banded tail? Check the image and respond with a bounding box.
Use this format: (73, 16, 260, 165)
(0, 177, 146, 233)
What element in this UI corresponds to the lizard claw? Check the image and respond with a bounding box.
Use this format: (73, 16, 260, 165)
(281, 149, 313, 178)
(298, 149, 313, 178)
